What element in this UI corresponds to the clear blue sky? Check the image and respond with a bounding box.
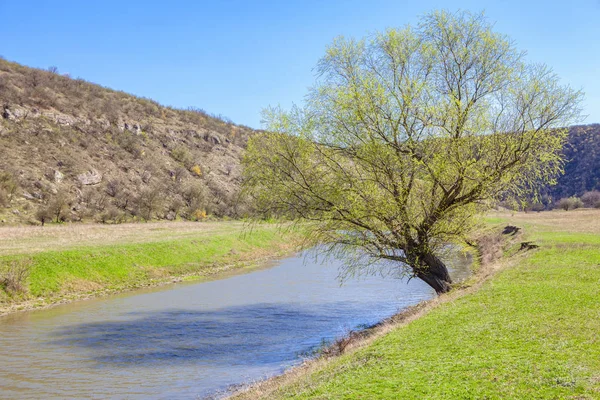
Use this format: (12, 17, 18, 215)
(1, 0, 598, 128)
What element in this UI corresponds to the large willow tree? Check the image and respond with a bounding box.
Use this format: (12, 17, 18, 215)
(243, 11, 582, 294)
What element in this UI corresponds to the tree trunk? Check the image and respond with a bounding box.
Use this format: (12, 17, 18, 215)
(414, 253, 453, 294)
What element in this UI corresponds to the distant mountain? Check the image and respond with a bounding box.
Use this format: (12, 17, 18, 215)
(0, 58, 256, 224)
(549, 124, 600, 200)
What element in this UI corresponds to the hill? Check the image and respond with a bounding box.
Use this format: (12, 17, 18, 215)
(550, 123, 600, 199)
(0, 58, 256, 224)
(0, 58, 598, 224)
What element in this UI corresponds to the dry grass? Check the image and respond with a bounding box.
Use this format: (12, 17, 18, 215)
(488, 208, 600, 234)
(0, 220, 246, 256)
(0, 221, 304, 316)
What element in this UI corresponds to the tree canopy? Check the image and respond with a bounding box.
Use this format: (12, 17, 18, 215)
(242, 10, 583, 293)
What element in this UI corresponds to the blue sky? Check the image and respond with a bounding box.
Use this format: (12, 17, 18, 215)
(1, 0, 598, 128)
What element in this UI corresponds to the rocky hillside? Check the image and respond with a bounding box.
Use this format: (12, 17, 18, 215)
(0, 58, 597, 224)
(0, 58, 256, 224)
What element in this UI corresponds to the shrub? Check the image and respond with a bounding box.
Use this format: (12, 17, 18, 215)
(135, 184, 164, 221)
(47, 193, 70, 222)
(190, 165, 202, 176)
(581, 190, 600, 208)
(172, 167, 188, 182)
(0, 75, 7, 95)
(35, 206, 52, 226)
(26, 69, 44, 88)
(171, 146, 193, 167)
(557, 196, 584, 211)
(0, 188, 7, 208)
(98, 206, 125, 224)
(192, 209, 207, 220)
(0, 172, 19, 203)
(88, 191, 109, 213)
(0, 258, 32, 294)
(181, 183, 206, 208)
(116, 131, 143, 158)
(114, 189, 133, 211)
(168, 195, 185, 219)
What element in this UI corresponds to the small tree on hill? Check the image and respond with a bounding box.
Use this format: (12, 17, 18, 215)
(243, 10, 583, 294)
(167, 195, 185, 220)
(35, 206, 52, 226)
(136, 184, 164, 221)
(47, 193, 70, 223)
(0, 172, 19, 205)
(180, 182, 207, 219)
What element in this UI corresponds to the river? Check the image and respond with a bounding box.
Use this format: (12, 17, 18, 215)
(0, 250, 471, 399)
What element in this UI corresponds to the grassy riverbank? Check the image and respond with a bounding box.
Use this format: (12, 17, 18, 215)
(234, 210, 600, 399)
(0, 221, 305, 315)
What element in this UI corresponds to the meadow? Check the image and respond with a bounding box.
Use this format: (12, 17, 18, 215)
(0, 221, 304, 315)
(233, 210, 600, 399)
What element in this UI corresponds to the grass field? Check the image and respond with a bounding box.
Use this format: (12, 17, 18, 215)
(0, 221, 304, 315)
(234, 209, 600, 399)
(0, 220, 253, 256)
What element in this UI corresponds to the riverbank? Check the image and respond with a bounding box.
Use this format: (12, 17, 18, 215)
(0, 221, 305, 316)
(231, 209, 600, 399)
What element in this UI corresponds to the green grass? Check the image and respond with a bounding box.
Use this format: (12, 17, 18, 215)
(250, 211, 600, 399)
(0, 222, 304, 307)
(481, 215, 508, 225)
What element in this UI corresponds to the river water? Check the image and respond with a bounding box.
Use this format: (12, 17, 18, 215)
(0, 250, 471, 399)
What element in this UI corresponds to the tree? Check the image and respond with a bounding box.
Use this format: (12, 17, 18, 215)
(242, 10, 582, 294)
(135, 184, 164, 221)
(47, 193, 70, 223)
(581, 190, 600, 208)
(180, 182, 206, 219)
(35, 206, 52, 226)
(167, 195, 185, 220)
(557, 196, 583, 211)
(0, 172, 19, 204)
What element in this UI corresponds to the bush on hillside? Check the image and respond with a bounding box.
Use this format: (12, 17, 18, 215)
(0, 172, 19, 204)
(135, 184, 164, 221)
(0, 188, 7, 208)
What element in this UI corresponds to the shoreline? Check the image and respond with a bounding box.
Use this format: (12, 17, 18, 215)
(0, 221, 306, 317)
(229, 209, 600, 399)
(228, 223, 519, 399)
(0, 251, 295, 318)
